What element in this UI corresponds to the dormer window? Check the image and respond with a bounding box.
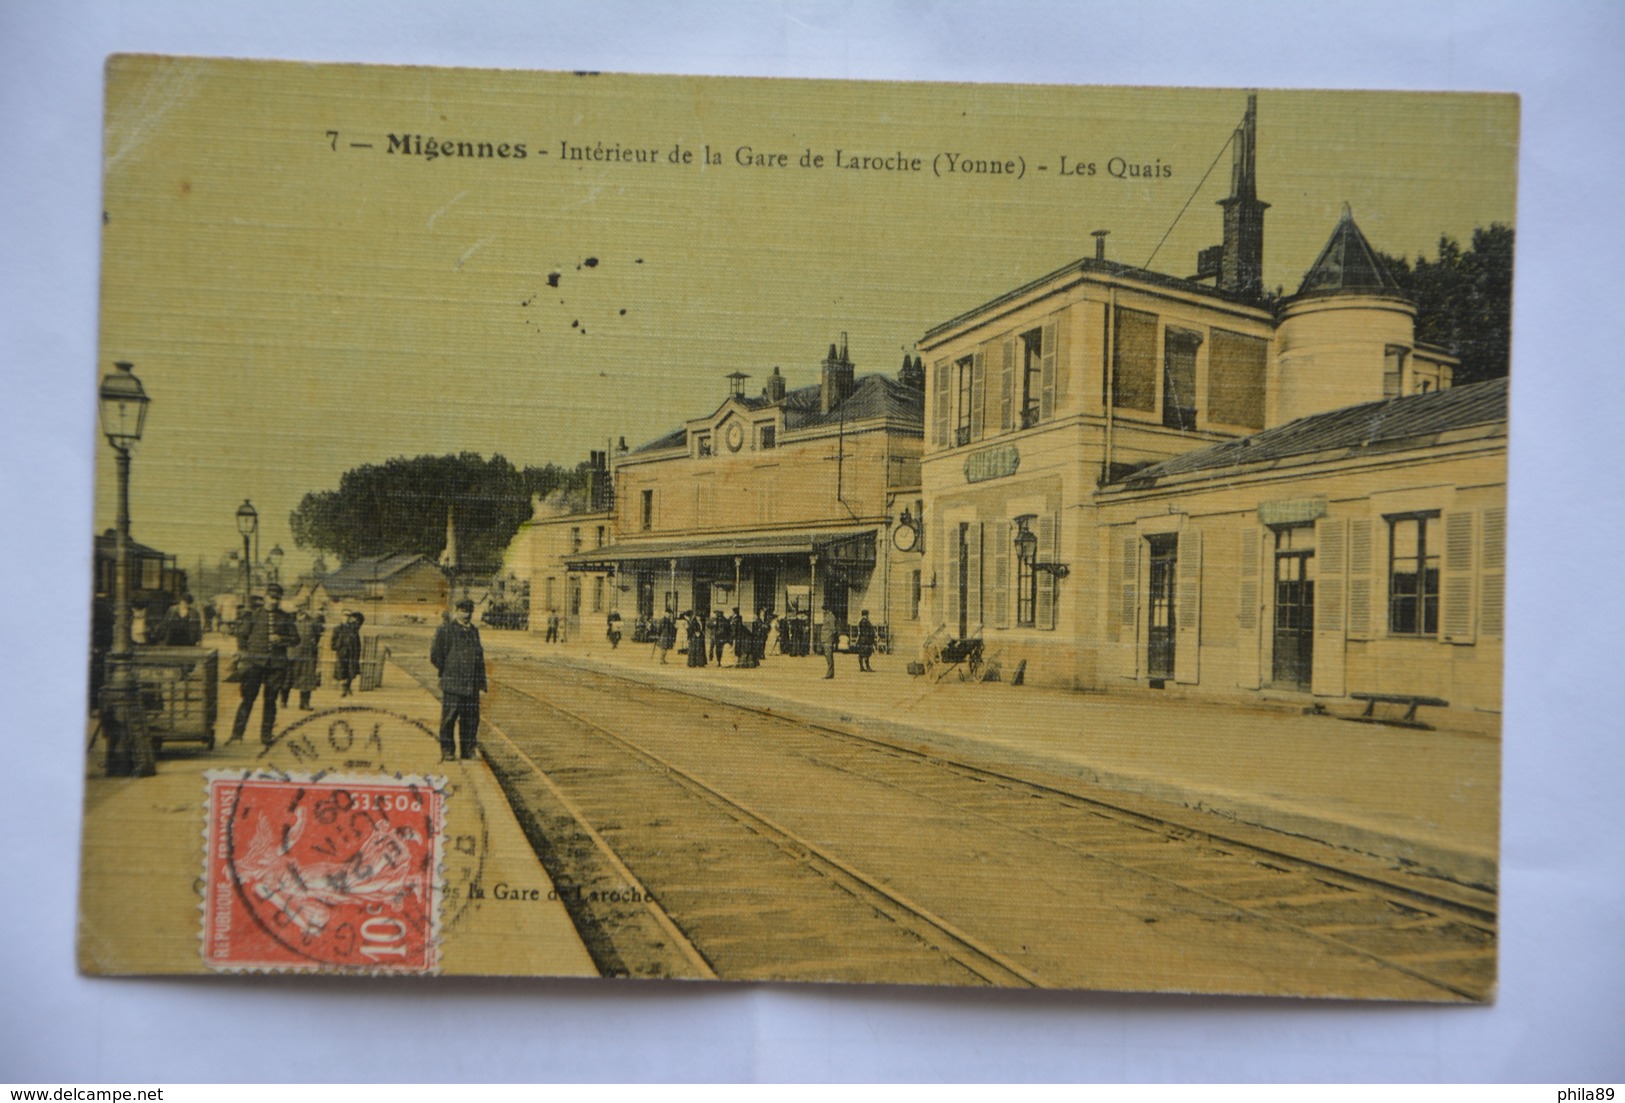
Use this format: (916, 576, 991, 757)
(696, 434, 712, 457)
(759, 424, 776, 450)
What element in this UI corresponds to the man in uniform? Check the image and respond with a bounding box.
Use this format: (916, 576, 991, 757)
(431, 598, 488, 760)
(229, 583, 297, 745)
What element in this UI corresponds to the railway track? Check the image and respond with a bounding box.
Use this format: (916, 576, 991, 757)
(398, 649, 1496, 999)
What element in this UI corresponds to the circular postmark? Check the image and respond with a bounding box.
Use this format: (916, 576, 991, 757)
(202, 706, 489, 972)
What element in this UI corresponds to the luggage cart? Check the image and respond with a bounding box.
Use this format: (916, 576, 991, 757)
(127, 646, 219, 749)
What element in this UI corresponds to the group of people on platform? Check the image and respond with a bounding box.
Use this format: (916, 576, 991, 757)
(627, 605, 877, 678)
(225, 582, 364, 745)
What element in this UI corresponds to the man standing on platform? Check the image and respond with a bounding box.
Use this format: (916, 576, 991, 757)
(431, 598, 488, 761)
(229, 583, 297, 745)
(855, 610, 876, 673)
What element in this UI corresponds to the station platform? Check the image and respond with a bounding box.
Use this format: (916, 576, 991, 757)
(471, 625, 1501, 892)
(79, 633, 597, 977)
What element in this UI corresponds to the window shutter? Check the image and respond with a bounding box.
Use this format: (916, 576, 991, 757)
(945, 522, 960, 635)
(1347, 516, 1374, 640)
(1480, 506, 1506, 639)
(1120, 536, 1140, 677)
(970, 350, 987, 441)
(1053, 313, 1069, 404)
(1237, 522, 1262, 689)
(1036, 512, 1058, 631)
(965, 522, 983, 634)
(1441, 510, 1477, 643)
(1174, 528, 1201, 683)
(1040, 321, 1058, 421)
(932, 359, 950, 447)
(1106, 528, 1124, 642)
(993, 520, 1011, 630)
(1312, 517, 1347, 697)
(999, 337, 1015, 433)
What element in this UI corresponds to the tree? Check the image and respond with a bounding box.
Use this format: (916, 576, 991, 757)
(289, 453, 586, 572)
(1380, 224, 1514, 387)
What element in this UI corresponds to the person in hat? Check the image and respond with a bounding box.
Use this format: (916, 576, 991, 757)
(855, 610, 876, 673)
(288, 608, 324, 710)
(330, 610, 363, 696)
(431, 598, 487, 760)
(229, 583, 298, 744)
(155, 591, 203, 647)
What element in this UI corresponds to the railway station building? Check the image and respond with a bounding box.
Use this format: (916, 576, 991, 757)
(917, 96, 1506, 723)
(559, 337, 927, 653)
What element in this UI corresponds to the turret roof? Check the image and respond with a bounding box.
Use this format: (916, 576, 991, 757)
(1294, 205, 1405, 298)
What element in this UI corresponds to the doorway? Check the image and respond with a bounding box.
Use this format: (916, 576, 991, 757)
(1147, 534, 1177, 680)
(1271, 525, 1315, 690)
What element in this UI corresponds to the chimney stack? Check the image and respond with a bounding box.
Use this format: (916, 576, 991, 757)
(1092, 229, 1110, 260)
(764, 366, 786, 403)
(820, 332, 855, 414)
(1216, 93, 1269, 300)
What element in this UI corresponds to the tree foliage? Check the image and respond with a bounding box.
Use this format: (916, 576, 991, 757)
(289, 453, 588, 572)
(1380, 224, 1514, 387)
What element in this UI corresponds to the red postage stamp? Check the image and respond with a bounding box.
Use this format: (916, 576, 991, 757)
(203, 773, 445, 972)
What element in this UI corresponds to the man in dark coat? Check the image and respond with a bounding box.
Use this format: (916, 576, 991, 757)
(709, 609, 727, 666)
(431, 599, 487, 760)
(289, 610, 324, 710)
(855, 609, 877, 672)
(330, 611, 363, 695)
(155, 592, 203, 647)
(727, 607, 744, 666)
(229, 583, 297, 744)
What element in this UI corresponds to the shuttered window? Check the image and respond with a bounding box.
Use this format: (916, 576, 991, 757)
(1208, 328, 1267, 429)
(1480, 506, 1506, 639)
(932, 359, 951, 447)
(1346, 517, 1374, 639)
(1440, 510, 1476, 643)
(1112, 307, 1158, 413)
(993, 520, 1012, 630)
(998, 337, 1016, 433)
(965, 522, 984, 634)
(970, 350, 987, 442)
(1040, 320, 1058, 423)
(1162, 328, 1201, 431)
(1036, 513, 1058, 630)
(1173, 529, 1201, 683)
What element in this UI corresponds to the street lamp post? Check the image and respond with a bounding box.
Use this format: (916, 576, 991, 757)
(267, 544, 284, 587)
(236, 500, 258, 614)
(98, 361, 153, 778)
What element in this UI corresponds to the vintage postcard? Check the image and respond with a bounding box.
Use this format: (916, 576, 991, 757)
(82, 56, 1514, 1000)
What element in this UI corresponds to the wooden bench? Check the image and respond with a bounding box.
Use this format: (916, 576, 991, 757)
(1347, 692, 1450, 729)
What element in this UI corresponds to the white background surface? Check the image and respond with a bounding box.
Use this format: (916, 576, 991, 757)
(2, 0, 1621, 1084)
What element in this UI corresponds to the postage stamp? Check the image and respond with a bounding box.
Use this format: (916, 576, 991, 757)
(202, 771, 445, 972)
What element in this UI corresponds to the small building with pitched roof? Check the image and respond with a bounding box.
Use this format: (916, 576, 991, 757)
(310, 552, 448, 626)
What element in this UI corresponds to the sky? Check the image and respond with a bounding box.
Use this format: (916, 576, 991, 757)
(92, 59, 1518, 576)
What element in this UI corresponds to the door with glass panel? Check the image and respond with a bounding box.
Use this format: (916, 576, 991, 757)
(1272, 525, 1315, 690)
(1146, 534, 1177, 680)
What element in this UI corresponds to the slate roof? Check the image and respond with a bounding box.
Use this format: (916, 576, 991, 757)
(318, 553, 440, 597)
(1293, 207, 1405, 298)
(1107, 378, 1508, 492)
(633, 373, 923, 454)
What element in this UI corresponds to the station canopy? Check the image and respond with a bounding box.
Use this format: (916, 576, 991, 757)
(563, 527, 877, 573)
